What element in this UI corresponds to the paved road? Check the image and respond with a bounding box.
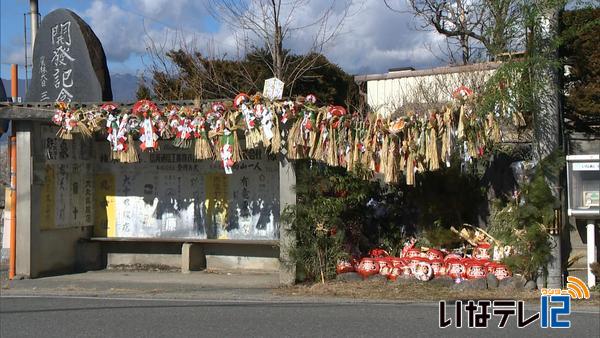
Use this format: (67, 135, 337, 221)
(1, 296, 598, 337)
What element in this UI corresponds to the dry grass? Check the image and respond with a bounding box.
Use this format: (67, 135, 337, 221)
(276, 279, 600, 308)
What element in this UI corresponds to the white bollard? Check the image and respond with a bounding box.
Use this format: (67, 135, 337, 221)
(587, 222, 596, 288)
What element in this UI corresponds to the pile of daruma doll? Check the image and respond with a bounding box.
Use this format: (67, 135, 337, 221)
(336, 242, 511, 283)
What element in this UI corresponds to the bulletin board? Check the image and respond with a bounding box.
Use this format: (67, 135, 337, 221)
(92, 140, 280, 239)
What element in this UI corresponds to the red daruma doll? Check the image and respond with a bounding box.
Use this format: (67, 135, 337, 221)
(390, 257, 404, 268)
(430, 259, 445, 277)
(369, 248, 390, 258)
(465, 260, 486, 279)
(406, 248, 422, 258)
(485, 262, 511, 280)
(473, 242, 491, 260)
(387, 266, 402, 281)
(336, 260, 354, 274)
(493, 264, 511, 280)
(408, 257, 422, 272)
(412, 259, 434, 281)
(444, 252, 462, 262)
(446, 259, 466, 279)
(356, 258, 379, 279)
(398, 258, 412, 277)
(379, 262, 394, 277)
(427, 249, 444, 261)
(374, 257, 391, 271)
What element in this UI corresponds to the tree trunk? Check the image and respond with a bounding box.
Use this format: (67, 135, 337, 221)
(458, 0, 470, 64)
(273, 24, 284, 80)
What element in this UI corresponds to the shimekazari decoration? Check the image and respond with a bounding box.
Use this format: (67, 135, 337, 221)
(50, 86, 504, 181)
(52, 102, 92, 139)
(132, 99, 159, 151)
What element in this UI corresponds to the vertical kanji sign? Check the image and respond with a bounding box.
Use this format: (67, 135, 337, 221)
(27, 8, 112, 102)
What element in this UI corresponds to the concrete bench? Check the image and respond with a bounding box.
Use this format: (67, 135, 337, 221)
(84, 237, 280, 274)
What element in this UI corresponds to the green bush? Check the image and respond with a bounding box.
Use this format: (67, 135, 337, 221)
(282, 161, 380, 282)
(488, 150, 564, 281)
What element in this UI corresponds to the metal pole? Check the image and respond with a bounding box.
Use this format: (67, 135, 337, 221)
(588, 222, 597, 288)
(30, 0, 39, 50)
(10, 64, 18, 103)
(23, 14, 28, 97)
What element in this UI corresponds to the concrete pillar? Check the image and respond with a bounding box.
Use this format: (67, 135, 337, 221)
(278, 156, 296, 285)
(181, 243, 206, 273)
(587, 222, 596, 287)
(15, 121, 37, 278)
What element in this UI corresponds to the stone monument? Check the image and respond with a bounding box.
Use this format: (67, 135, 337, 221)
(0, 80, 6, 101)
(27, 9, 112, 102)
(0, 81, 7, 133)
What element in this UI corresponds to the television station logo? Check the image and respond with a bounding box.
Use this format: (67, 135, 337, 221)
(439, 276, 591, 329)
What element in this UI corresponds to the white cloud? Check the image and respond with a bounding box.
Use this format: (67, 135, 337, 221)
(83, 1, 149, 62)
(130, 0, 205, 21)
(277, 1, 444, 74)
(3, 49, 24, 65)
(80, 0, 446, 75)
(82, 1, 229, 64)
(210, 0, 444, 74)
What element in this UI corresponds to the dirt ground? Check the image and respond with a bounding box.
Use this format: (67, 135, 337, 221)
(276, 279, 600, 308)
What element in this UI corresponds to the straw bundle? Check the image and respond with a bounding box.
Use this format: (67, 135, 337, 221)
(194, 135, 213, 160)
(270, 116, 282, 154)
(119, 135, 139, 163)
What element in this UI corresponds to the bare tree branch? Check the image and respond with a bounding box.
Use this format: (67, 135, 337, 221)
(207, 0, 354, 92)
(386, 0, 524, 64)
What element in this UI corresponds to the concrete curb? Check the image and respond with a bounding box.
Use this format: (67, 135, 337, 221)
(2, 290, 598, 313)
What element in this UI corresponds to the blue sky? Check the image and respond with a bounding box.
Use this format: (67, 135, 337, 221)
(1, 1, 442, 81)
(1, 0, 220, 79)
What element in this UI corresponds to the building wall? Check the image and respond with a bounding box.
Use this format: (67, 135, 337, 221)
(361, 64, 499, 116)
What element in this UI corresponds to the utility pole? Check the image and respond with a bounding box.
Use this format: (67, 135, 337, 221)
(534, 2, 563, 289)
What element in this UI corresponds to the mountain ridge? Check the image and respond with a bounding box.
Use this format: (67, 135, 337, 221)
(1, 73, 139, 103)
